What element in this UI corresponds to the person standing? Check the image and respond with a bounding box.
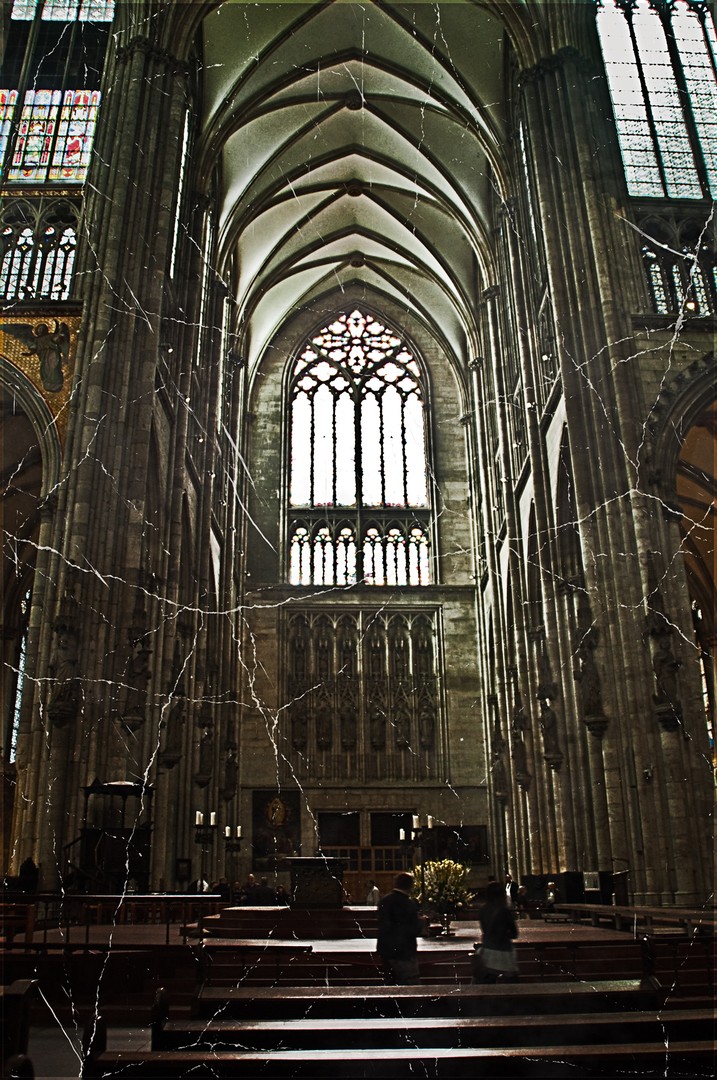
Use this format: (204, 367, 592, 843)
(376, 872, 425, 984)
(505, 873, 518, 907)
(365, 879, 380, 906)
(472, 880, 519, 983)
(546, 880, 559, 912)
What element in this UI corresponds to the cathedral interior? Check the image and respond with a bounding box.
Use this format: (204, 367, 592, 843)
(1, 0, 715, 909)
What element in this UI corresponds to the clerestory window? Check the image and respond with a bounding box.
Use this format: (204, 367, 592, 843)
(597, 0, 717, 199)
(1, 0, 114, 185)
(288, 310, 432, 586)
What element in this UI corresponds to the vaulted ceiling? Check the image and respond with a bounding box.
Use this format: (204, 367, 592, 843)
(197, 2, 522, 373)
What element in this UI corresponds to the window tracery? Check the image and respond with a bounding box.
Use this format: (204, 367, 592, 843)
(288, 310, 432, 586)
(639, 215, 716, 314)
(0, 199, 78, 300)
(597, 0, 716, 199)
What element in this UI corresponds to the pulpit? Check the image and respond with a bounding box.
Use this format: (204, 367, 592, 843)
(287, 856, 344, 908)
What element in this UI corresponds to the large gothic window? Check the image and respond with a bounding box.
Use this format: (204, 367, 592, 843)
(597, 0, 717, 199)
(288, 310, 432, 586)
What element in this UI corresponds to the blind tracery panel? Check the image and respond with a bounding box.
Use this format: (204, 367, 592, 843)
(288, 309, 432, 586)
(284, 610, 440, 783)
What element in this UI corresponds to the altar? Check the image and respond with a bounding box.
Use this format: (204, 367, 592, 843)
(287, 856, 345, 908)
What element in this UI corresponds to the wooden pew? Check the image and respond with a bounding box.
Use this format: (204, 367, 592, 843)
(1, 980, 37, 1067)
(152, 999, 715, 1052)
(83, 1041, 717, 1078)
(194, 978, 662, 1020)
(82, 980, 717, 1079)
(0, 905, 35, 950)
(194, 941, 314, 986)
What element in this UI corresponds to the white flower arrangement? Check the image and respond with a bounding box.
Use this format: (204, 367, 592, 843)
(413, 858, 474, 915)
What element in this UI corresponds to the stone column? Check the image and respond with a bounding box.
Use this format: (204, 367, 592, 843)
(516, 39, 710, 901)
(12, 8, 202, 884)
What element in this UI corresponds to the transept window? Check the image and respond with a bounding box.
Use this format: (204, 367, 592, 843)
(2, 0, 112, 184)
(597, 0, 717, 199)
(288, 310, 432, 586)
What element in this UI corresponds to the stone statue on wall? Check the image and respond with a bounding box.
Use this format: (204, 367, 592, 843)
(160, 694, 185, 769)
(491, 754, 509, 801)
(370, 706, 386, 751)
(574, 637, 602, 717)
(511, 731, 530, 789)
(316, 704, 333, 750)
(47, 616, 81, 728)
(539, 699, 562, 768)
(339, 705, 357, 750)
(122, 638, 152, 730)
(651, 638, 681, 710)
(291, 708, 308, 751)
(393, 706, 410, 750)
(195, 728, 214, 786)
(418, 691, 435, 750)
(220, 751, 238, 802)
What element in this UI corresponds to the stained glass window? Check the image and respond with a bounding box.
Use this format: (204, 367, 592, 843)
(672, 1, 717, 193)
(597, 0, 715, 198)
(10, 1, 37, 17)
(11, 0, 115, 19)
(288, 310, 432, 586)
(7, 89, 100, 183)
(0, 91, 18, 166)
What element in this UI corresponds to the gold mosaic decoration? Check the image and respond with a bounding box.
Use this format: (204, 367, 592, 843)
(0, 309, 81, 448)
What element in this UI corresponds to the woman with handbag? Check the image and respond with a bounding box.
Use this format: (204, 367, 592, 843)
(472, 880, 519, 983)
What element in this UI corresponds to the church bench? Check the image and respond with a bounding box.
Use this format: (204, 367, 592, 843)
(151, 1006, 716, 1052)
(193, 979, 662, 1020)
(1, 980, 37, 1066)
(82, 1040, 717, 1078)
(194, 941, 314, 985)
(553, 903, 717, 936)
(0, 905, 36, 949)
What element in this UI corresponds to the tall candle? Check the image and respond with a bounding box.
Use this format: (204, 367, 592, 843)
(399, 828, 406, 841)
(210, 811, 217, 826)
(412, 815, 420, 830)
(236, 826, 242, 838)
(195, 811, 203, 826)
(427, 816, 434, 829)
(225, 826, 231, 838)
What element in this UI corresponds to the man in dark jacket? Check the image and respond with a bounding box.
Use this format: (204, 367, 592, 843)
(376, 872, 425, 984)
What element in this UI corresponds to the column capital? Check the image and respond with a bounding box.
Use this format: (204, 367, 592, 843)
(117, 36, 191, 77)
